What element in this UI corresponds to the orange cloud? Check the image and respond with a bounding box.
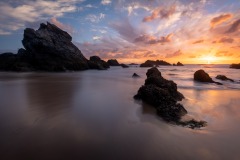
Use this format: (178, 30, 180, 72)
(218, 37, 234, 43)
(226, 19, 240, 33)
(210, 14, 232, 28)
(142, 5, 176, 22)
(165, 50, 182, 58)
(192, 40, 204, 44)
(135, 33, 173, 45)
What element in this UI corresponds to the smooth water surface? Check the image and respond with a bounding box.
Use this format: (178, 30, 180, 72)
(0, 65, 240, 160)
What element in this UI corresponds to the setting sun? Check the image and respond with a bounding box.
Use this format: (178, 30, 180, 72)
(202, 56, 217, 64)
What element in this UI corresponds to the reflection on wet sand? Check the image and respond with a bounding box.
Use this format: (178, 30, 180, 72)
(0, 68, 240, 160)
(25, 74, 79, 115)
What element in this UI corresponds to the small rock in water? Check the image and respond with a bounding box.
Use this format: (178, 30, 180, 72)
(216, 75, 234, 82)
(132, 73, 140, 78)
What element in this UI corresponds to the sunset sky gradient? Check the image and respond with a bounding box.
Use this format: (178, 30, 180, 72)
(0, 0, 239, 64)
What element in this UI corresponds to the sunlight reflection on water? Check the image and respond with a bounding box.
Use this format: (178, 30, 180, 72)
(0, 65, 240, 160)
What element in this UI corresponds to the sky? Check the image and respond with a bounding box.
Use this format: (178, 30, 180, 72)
(0, 0, 240, 64)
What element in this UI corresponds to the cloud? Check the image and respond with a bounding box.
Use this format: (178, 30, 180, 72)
(210, 14, 232, 28)
(101, 0, 111, 5)
(135, 33, 173, 45)
(86, 13, 105, 23)
(215, 51, 233, 57)
(85, 4, 97, 8)
(218, 37, 234, 43)
(110, 18, 139, 43)
(142, 5, 176, 22)
(165, 50, 182, 58)
(0, 29, 11, 35)
(93, 36, 102, 40)
(124, 2, 151, 15)
(0, 0, 84, 35)
(193, 39, 204, 44)
(50, 17, 74, 34)
(225, 19, 240, 33)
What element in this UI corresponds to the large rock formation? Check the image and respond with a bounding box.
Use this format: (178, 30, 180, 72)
(134, 67, 206, 128)
(230, 63, 240, 69)
(140, 60, 171, 67)
(0, 22, 112, 72)
(21, 22, 89, 71)
(194, 69, 222, 85)
(88, 56, 109, 70)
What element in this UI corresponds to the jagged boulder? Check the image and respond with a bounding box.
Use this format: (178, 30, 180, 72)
(194, 69, 222, 85)
(134, 67, 206, 128)
(88, 56, 109, 70)
(21, 22, 89, 71)
(216, 75, 234, 82)
(134, 67, 185, 121)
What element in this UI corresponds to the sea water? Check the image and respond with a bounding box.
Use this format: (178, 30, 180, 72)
(0, 65, 239, 160)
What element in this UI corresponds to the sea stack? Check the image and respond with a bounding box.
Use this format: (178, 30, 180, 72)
(134, 67, 206, 128)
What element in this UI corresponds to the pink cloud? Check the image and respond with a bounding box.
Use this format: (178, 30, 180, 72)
(50, 17, 74, 35)
(165, 50, 182, 58)
(142, 5, 176, 22)
(210, 14, 232, 28)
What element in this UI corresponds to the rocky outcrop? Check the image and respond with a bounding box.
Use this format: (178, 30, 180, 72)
(132, 73, 140, 78)
(107, 59, 120, 66)
(194, 69, 222, 85)
(88, 56, 109, 70)
(216, 75, 234, 82)
(0, 22, 105, 72)
(230, 63, 240, 69)
(121, 64, 129, 68)
(140, 60, 171, 67)
(22, 22, 89, 71)
(134, 67, 206, 128)
(176, 62, 184, 66)
(134, 68, 181, 117)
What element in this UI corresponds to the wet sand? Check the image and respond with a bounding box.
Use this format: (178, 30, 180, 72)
(0, 66, 240, 160)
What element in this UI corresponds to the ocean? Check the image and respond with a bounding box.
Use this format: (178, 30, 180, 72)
(0, 64, 239, 160)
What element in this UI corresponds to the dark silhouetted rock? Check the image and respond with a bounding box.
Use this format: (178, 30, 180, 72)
(134, 67, 185, 121)
(121, 64, 129, 68)
(140, 60, 171, 67)
(129, 63, 138, 65)
(216, 75, 234, 82)
(0, 49, 34, 72)
(88, 56, 109, 70)
(134, 67, 206, 128)
(0, 22, 92, 72)
(107, 59, 120, 66)
(230, 63, 240, 69)
(173, 63, 176, 66)
(21, 22, 89, 71)
(132, 73, 140, 78)
(194, 69, 222, 85)
(176, 62, 184, 66)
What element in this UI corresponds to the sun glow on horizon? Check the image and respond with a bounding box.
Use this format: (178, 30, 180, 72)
(201, 55, 217, 64)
